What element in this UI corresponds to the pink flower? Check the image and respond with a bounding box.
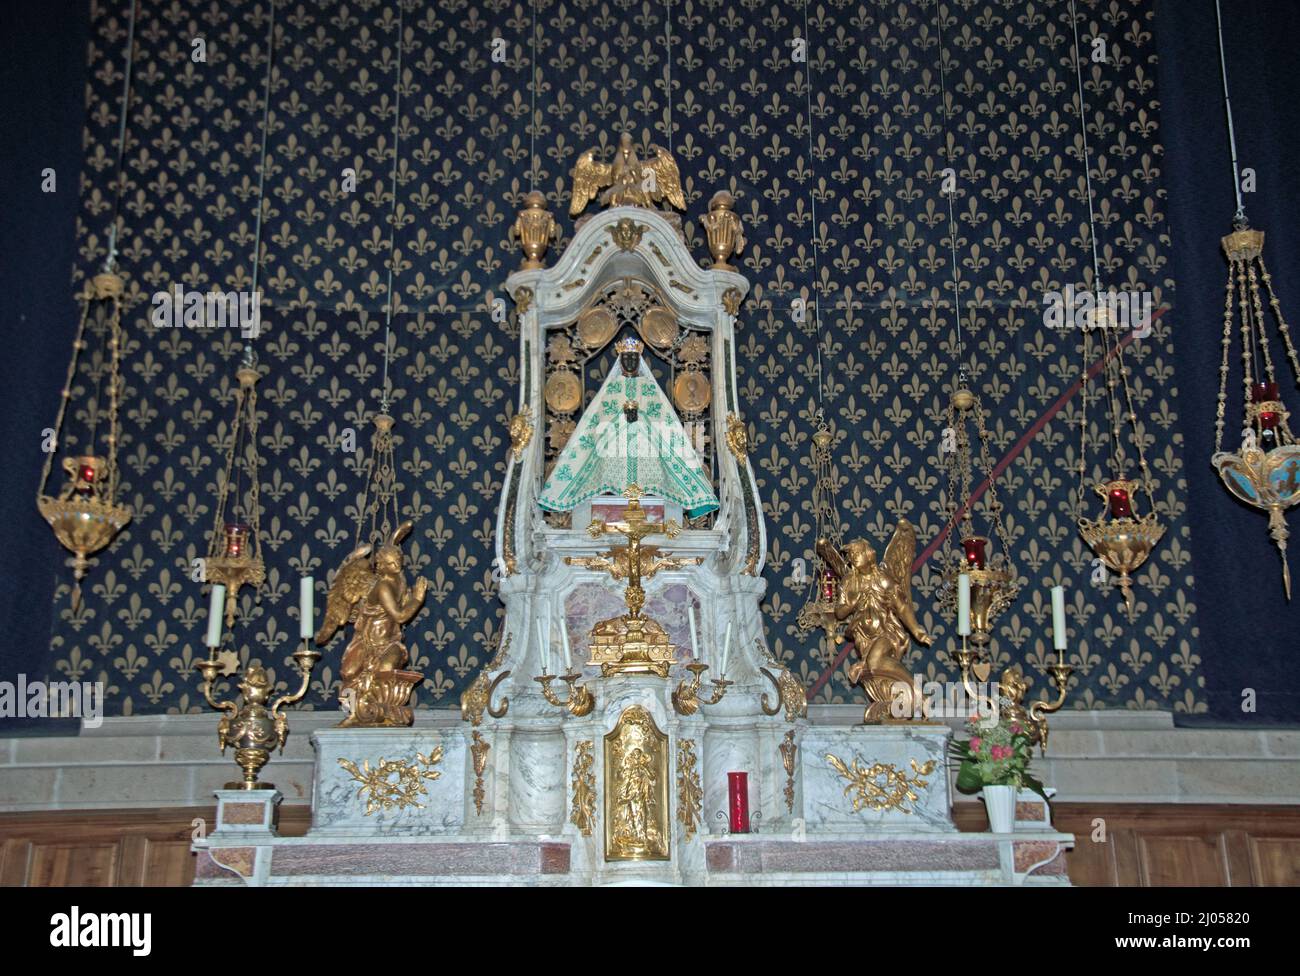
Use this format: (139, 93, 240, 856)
(969, 737, 983, 752)
(991, 745, 1007, 760)
(1010, 723, 1022, 734)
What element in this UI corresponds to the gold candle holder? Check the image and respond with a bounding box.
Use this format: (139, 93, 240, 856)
(535, 670, 595, 717)
(954, 638, 1073, 754)
(197, 638, 320, 790)
(671, 661, 731, 716)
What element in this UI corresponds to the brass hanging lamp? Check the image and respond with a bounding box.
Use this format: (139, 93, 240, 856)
(1069, 0, 1163, 619)
(1207, 0, 1300, 598)
(36, 0, 139, 607)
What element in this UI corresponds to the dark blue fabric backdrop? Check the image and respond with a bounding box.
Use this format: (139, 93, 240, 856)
(1156, 0, 1300, 724)
(0, 0, 1296, 726)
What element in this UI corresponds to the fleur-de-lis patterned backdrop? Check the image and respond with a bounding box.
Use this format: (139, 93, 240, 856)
(52, 0, 1200, 716)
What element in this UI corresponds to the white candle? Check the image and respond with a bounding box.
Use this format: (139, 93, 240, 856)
(687, 604, 700, 662)
(957, 573, 971, 637)
(206, 583, 226, 648)
(537, 619, 551, 675)
(1051, 585, 1067, 652)
(719, 622, 733, 676)
(559, 615, 572, 675)
(299, 575, 315, 640)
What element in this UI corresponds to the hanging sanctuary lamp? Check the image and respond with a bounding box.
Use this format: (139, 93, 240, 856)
(795, 410, 844, 646)
(1208, 0, 1300, 598)
(932, 15, 1018, 647)
(1069, 1, 1164, 619)
(36, 0, 140, 606)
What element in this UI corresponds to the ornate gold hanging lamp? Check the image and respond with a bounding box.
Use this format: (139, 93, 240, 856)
(37, 0, 140, 607)
(930, 17, 1018, 647)
(205, 348, 265, 629)
(1208, 0, 1300, 598)
(37, 263, 133, 608)
(1069, 0, 1163, 619)
(796, 411, 844, 646)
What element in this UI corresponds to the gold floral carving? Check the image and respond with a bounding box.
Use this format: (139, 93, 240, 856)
(513, 287, 533, 315)
(570, 740, 596, 837)
(676, 738, 702, 841)
(604, 706, 670, 861)
(470, 731, 489, 815)
(779, 731, 798, 814)
(825, 754, 935, 815)
(338, 748, 444, 816)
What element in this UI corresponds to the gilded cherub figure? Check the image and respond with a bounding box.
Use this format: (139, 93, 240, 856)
(316, 521, 429, 727)
(817, 519, 934, 722)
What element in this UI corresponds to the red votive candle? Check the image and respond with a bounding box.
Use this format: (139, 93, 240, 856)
(961, 536, 988, 570)
(1252, 381, 1280, 403)
(727, 772, 750, 833)
(1260, 409, 1280, 430)
(76, 458, 97, 492)
(821, 570, 836, 601)
(1108, 486, 1133, 519)
(223, 522, 250, 558)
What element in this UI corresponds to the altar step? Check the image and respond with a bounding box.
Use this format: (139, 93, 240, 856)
(194, 832, 1070, 887)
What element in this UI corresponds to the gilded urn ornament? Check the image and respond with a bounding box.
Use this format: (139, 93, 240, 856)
(316, 520, 429, 727)
(511, 190, 557, 269)
(700, 190, 746, 270)
(816, 520, 934, 723)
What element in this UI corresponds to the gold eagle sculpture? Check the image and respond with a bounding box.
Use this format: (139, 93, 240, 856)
(569, 132, 686, 216)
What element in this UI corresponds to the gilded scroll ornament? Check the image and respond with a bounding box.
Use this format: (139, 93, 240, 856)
(470, 731, 489, 815)
(676, 739, 702, 841)
(338, 749, 444, 816)
(779, 731, 797, 814)
(571, 740, 596, 837)
(825, 754, 935, 815)
(570, 132, 686, 216)
(759, 663, 808, 722)
(604, 706, 670, 861)
(721, 287, 743, 317)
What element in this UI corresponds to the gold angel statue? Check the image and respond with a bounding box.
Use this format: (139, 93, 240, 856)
(570, 132, 686, 216)
(817, 520, 934, 723)
(316, 521, 429, 727)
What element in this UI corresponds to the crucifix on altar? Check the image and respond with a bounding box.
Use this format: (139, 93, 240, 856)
(566, 484, 702, 677)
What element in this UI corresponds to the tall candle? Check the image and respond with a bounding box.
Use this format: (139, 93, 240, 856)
(1051, 585, 1067, 652)
(559, 616, 572, 675)
(957, 573, 971, 637)
(687, 604, 700, 662)
(206, 584, 226, 648)
(299, 576, 315, 639)
(719, 622, 733, 676)
(536, 619, 551, 675)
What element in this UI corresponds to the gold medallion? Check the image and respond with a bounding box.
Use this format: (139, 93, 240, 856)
(577, 307, 617, 348)
(641, 307, 679, 350)
(673, 371, 711, 413)
(545, 370, 582, 414)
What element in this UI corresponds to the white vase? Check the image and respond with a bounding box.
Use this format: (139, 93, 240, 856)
(981, 784, 1016, 833)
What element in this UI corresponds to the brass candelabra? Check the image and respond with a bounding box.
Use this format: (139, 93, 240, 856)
(535, 670, 595, 718)
(197, 639, 320, 790)
(671, 662, 731, 716)
(953, 638, 1072, 754)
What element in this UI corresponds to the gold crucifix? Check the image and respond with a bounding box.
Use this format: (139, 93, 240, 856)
(566, 485, 700, 619)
